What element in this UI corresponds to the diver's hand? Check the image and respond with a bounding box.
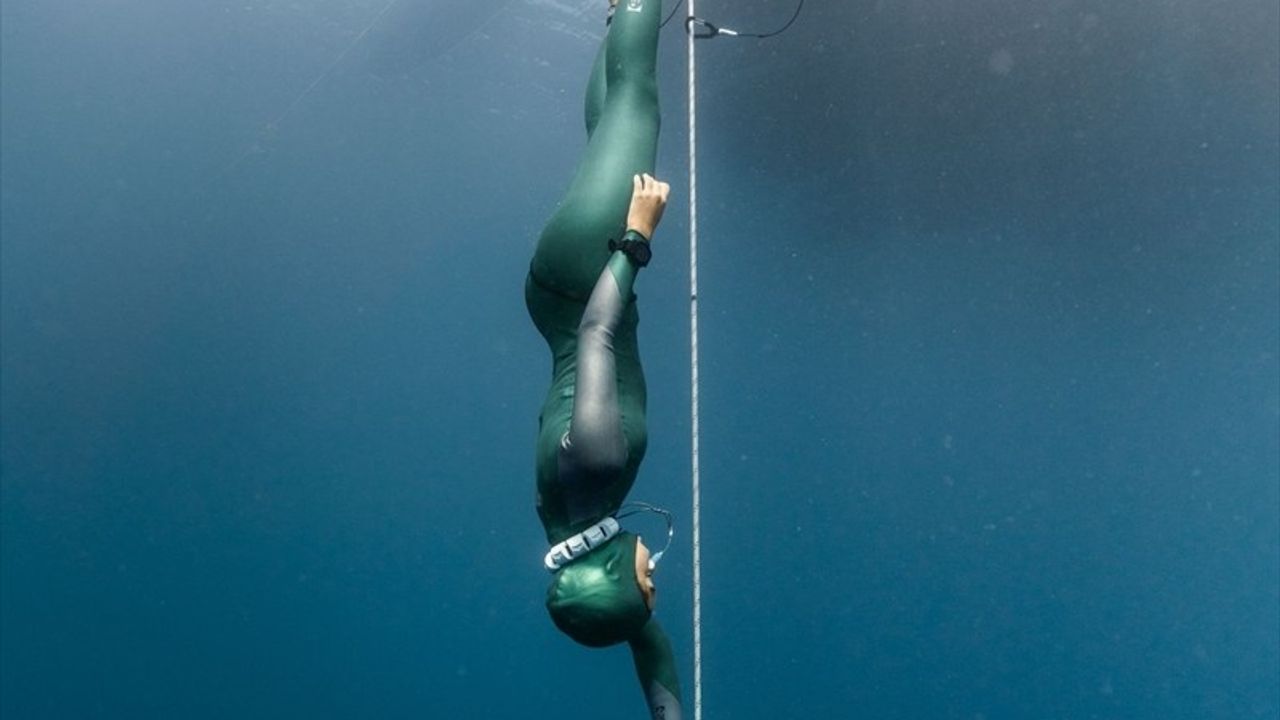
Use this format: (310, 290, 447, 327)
(625, 173, 670, 241)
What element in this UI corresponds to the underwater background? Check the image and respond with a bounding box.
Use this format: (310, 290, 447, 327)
(2, 0, 1277, 717)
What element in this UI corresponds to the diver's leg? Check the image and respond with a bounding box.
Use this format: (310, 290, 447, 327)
(529, 0, 661, 300)
(529, 1, 661, 519)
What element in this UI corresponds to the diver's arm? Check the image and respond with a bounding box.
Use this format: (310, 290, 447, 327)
(565, 174, 666, 471)
(629, 618, 684, 720)
(564, 229, 647, 472)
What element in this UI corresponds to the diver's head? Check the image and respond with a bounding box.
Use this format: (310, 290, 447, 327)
(546, 532, 652, 647)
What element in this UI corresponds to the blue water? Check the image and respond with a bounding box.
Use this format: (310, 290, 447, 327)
(2, 1, 1277, 718)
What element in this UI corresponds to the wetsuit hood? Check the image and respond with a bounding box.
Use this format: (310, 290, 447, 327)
(546, 531, 651, 647)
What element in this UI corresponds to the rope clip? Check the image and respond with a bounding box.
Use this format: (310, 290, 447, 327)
(685, 16, 735, 39)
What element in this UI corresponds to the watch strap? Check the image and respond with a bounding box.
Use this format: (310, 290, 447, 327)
(609, 230, 652, 267)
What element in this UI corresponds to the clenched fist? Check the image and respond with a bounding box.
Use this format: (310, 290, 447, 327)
(625, 173, 671, 241)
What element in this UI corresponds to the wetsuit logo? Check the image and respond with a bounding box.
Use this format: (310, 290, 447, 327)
(627, 0, 643, 12)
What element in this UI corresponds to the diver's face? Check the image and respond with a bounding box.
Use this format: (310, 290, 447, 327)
(634, 538, 657, 610)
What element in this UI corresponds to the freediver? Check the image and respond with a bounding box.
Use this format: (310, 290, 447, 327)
(524, 0, 682, 717)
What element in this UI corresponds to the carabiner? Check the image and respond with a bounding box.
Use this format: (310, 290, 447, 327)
(685, 16, 720, 39)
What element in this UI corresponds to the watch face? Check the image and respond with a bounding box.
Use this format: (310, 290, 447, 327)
(632, 242, 652, 264)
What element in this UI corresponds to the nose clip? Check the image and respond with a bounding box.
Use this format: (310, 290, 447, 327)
(621, 501, 674, 571)
(647, 551, 663, 572)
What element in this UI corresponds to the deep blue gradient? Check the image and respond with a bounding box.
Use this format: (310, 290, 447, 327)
(3, 1, 1277, 718)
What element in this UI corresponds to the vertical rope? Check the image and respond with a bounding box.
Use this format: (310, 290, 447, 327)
(686, 1, 703, 718)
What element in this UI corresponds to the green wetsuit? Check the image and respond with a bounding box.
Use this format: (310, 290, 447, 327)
(524, 1, 682, 717)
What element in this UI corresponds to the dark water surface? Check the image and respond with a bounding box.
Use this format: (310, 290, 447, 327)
(3, 1, 1277, 717)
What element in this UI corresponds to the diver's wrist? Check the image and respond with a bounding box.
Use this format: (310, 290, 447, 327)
(610, 231, 652, 267)
(622, 228, 651, 243)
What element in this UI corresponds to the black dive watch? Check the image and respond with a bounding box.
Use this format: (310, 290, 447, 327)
(609, 230, 652, 267)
